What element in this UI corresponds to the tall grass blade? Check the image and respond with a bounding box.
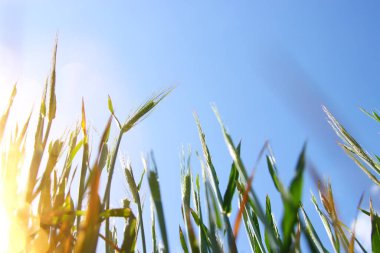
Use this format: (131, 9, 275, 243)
(48, 37, 57, 122)
(146, 153, 169, 253)
(194, 112, 237, 253)
(26, 39, 59, 203)
(152, 201, 158, 253)
(120, 201, 138, 253)
(241, 204, 258, 252)
(103, 89, 171, 252)
(264, 196, 282, 252)
(75, 117, 111, 253)
(312, 194, 339, 253)
(180, 158, 199, 253)
(179, 226, 190, 253)
(205, 181, 224, 253)
(281, 145, 306, 252)
(0, 83, 16, 143)
(300, 205, 328, 253)
(194, 174, 209, 253)
(74, 164, 101, 253)
(124, 164, 147, 253)
(223, 143, 240, 215)
(15, 108, 32, 148)
(212, 106, 281, 251)
(77, 99, 90, 229)
(239, 195, 265, 253)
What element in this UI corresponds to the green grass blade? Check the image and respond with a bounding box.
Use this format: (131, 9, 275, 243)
(341, 144, 380, 186)
(190, 208, 212, 249)
(180, 163, 199, 253)
(48, 37, 57, 121)
(194, 113, 220, 185)
(103, 89, 171, 252)
(137, 168, 146, 191)
(264, 196, 282, 252)
(120, 206, 138, 253)
(152, 202, 158, 253)
(266, 155, 287, 195)
(300, 205, 329, 253)
(242, 207, 257, 252)
(194, 174, 209, 253)
(104, 88, 172, 206)
(124, 164, 147, 253)
(360, 108, 380, 123)
(26, 57, 54, 203)
(121, 88, 174, 133)
(77, 100, 90, 229)
(194, 113, 237, 253)
(59, 128, 80, 185)
(103, 130, 122, 253)
(312, 194, 339, 253)
(223, 142, 241, 215)
(240, 198, 265, 253)
(281, 145, 306, 251)
(212, 106, 281, 251)
(146, 153, 169, 253)
(179, 226, 190, 253)
(74, 164, 101, 253)
(324, 106, 380, 176)
(371, 201, 380, 252)
(33, 139, 64, 200)
(98, 143, 108, 172)
(205, 182, 224, 253)
(15, 108, 32, 148)
(108, 95, 122, 129)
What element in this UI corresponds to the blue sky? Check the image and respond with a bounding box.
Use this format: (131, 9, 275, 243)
(1, 1, 380, 251)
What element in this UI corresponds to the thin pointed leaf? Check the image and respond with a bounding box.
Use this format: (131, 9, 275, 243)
(300, 205, 328, 253)
(48, 38, 57, 121)
(282, 145, 306, 251)
(179, 226, 190, 253)
(223, 143, 241, 215)
(152, 203, 158, 253)
(371, 201, 380, 252)
(264, 196, 282, 252)
(324, 106, 380, 176)
(0, 83, 17, 143)
(146, 153, 169, 253)
(312, 194, 339, 253)
(194, 112, 237, 252)
(125, 165, 147, 253)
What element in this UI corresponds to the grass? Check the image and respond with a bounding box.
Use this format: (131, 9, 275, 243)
(0, 41, 378, 252)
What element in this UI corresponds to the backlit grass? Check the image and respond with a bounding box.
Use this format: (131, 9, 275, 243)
(0, 41, 378, 252)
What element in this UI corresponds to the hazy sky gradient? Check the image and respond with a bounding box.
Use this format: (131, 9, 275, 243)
(1, 1, 380, 251)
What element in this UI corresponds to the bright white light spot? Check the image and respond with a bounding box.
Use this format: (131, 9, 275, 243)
(0, 202, 10, 253)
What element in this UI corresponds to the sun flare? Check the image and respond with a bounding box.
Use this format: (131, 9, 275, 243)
(0, 96, 48, 253)
(0, 197, 11, 253)
(0, 144, 49, 253)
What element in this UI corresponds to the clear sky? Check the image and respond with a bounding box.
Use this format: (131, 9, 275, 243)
(1, 1, 380, 251)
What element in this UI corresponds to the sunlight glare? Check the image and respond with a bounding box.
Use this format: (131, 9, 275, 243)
(0, 200, 10, 253)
